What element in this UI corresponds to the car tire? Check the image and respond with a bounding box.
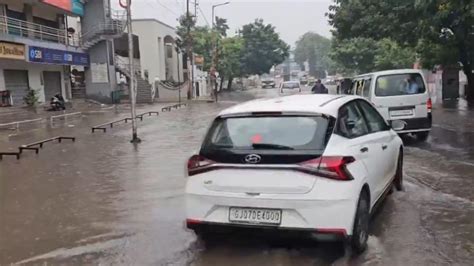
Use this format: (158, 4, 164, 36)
(416, 131, 429, 141)
(351, 191, 370, 254)
(394, 149, 404, 191)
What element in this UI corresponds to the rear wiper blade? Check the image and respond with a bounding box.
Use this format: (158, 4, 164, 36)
(252, 143, 294, 150)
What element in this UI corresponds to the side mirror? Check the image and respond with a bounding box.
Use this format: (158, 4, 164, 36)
(391, 120, 406, 131)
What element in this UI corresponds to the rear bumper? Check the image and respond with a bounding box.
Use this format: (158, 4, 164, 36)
(185, 194, 357, 237)
(186, 219, 349, 241)
(389, 113, 432, 133)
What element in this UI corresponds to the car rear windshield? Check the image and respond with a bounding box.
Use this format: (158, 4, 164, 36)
(282, 82, 299, 88)
(375, 73, 426, 97)
(202, 115, 330, 151)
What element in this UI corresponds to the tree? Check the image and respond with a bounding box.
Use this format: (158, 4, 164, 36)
(176, 13, 196, 52)
(328, 0, 474, 101)
(294, 32, 333, 78)
(240, 19, 290, 76)
(218, 37, 244, 90)
(215, 16, 229, 37)
(193, 26, 214, 71)
(415, 0, 474, 101)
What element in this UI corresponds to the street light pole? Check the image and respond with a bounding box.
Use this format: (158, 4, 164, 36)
(126, 0, 140, 143)
(211, 2, 230, 102)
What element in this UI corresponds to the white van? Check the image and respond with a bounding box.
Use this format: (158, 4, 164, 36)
(350, 69, 432, 140)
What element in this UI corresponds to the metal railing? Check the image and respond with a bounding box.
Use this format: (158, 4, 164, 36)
(0, 15, 80, 46)
(81, 21, 125, 47)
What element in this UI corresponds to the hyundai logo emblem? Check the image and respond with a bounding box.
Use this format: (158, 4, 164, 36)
(244, 154, 262, 164)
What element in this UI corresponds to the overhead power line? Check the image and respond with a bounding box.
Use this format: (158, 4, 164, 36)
(198, 5, 210, 27)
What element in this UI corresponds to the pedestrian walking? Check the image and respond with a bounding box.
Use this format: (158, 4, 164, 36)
(311, 79, 328, 94)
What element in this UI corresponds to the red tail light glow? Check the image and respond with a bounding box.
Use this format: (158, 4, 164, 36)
(427, 98, 432, 112)
(187, 155, 214, 176)
(299, 156, 355, 181)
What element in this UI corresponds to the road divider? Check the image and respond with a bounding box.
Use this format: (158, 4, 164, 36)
(1, 136, 76, 161)
(91, 111, 160, 133)
(161, 103, 187, 112)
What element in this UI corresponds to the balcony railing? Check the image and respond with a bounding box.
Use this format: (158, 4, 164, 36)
(0, 15, 80, 46)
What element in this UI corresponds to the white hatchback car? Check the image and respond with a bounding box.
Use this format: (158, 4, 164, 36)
(185, 94, 404, 252)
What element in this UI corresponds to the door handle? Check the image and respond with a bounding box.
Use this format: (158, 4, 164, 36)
(382, 145, 388, 150)
(360, 147, 369, 153)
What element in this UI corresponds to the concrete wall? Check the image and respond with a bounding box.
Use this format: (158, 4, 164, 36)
(84, 41, 116, 103)
(81, 0, 116, 103)
(132, 19, 183, 84)
(0, 59, 65, 103)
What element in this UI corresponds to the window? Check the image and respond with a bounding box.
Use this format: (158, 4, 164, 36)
(355, 80, 364, 96)
(362, 79, 371, 98)
(337, 102, 369, 138)
(375, 73, 426, 96)
(204, 116, 330, 151)
(281, 82, 300, 89)
(357, 100, 389, 133)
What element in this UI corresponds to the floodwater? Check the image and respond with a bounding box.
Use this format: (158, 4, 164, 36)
(0, 87, 473, 265)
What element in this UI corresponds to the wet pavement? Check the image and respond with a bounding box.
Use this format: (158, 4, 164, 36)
(0, 87, 473, 265)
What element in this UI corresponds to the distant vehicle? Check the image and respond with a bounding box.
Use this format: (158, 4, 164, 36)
(351, 69, 432, 141)
(279, 81, 301, 93)
(261, 76, 276, 88)
(300, 76, 308, 85)
(185, 94, 404, 253)
(307, 77, 316, 87)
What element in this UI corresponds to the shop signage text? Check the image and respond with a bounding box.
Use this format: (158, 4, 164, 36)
(0, 42, 25, 60)
(29, 46, 89, 66)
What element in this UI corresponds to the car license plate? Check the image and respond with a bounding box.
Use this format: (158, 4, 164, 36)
(229, 207, 282, 225)
(390, 109, 413, 117)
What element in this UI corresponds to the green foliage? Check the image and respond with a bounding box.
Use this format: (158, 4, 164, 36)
(176, 13, 196, 50)
(240, 19, 290, 76)
(328, 0, 474, 100)
(294, 32, 333, 78)
(215, 16, 230, 37)
(193, 26, 214, 71)
(219, 37, 244, 79)
(23, 89, 39, 107)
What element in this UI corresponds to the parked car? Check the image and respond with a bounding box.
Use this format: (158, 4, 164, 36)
(185, 94, 404, 253)
(261, 76, 276, 88)
(279, 81, 301, 93)
(351, 69, 432, 141)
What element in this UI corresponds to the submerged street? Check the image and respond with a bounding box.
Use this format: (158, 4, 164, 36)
(0, 87, 473, 265)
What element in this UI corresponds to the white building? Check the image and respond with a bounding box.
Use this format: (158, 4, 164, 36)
(0, 0, 88, 106)
(131, 19, 186, 101)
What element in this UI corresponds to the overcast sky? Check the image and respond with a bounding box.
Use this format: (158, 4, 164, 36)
(111, 0, 333, 47)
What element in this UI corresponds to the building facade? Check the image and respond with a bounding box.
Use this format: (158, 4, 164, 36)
(0, 0, 88, 106)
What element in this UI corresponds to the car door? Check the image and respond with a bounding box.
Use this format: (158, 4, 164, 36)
(335, 101, 379, 204)
(357, 100, 398, 199)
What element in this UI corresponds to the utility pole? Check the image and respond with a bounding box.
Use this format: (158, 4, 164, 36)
(186, 0, 193, 99)
(126, 0, 140, 143)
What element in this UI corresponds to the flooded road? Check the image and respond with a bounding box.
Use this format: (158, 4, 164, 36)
(1, 87, 473, 265)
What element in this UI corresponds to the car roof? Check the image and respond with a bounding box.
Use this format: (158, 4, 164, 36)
(219, 94, 363, 117)
(353, 69, 423, 79)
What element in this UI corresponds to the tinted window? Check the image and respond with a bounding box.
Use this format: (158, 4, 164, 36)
(282, 82, 299, 89)
(363, 79, 371, 98)
(337, 102, 369, 138)
(357, 100, 388, 133)
(204, 116, 329, 151)
(375, 73, 426, 96)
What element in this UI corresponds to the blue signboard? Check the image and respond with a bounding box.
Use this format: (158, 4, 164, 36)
(71, 0, 84, 16)
(29, 46, 89, 66)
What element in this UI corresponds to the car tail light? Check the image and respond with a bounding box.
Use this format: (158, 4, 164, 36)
(427, 98, 432, 112)
(187, 155, 214, 176)
(299, 156, 355, 181)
